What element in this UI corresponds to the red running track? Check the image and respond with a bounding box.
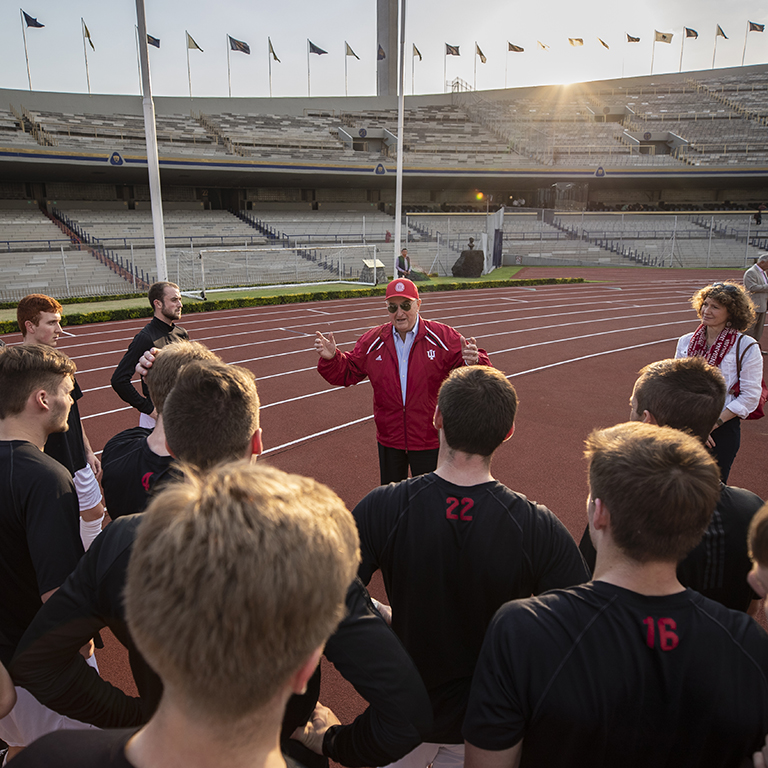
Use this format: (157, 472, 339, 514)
(3, 267, 766, 738)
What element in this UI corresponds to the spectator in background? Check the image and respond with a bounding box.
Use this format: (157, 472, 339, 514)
(18, 294, 105, 549)
(744, 253, 768, 345)
(111, 281, 188, 429)
(397, 248, 411, 278)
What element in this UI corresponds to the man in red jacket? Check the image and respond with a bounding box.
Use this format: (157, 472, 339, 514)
(315, 278, 491, 484)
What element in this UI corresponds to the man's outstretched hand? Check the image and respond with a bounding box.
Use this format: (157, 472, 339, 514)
(314, 331, 337, 360)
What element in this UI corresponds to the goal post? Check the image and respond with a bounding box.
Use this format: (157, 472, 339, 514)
(170, 243, 385, 297)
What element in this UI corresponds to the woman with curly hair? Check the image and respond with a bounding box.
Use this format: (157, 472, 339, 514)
(675, 281, 764, 482)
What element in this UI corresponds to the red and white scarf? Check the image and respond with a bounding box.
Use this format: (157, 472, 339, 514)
(686, 324, 738, 367)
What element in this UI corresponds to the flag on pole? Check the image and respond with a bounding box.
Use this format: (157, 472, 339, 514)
(229, 35, 250, 54)
(147, 34, 160, 48)
(716, 25, 728, 39)
(568, 38, 584, 46)
(476, 44, 486, 63)
(377, 44, 386, 60)
(413, 44, 422, 60)
(655, 31, 673, 43)
(685, 28, 698, 39)
(309, 40, 327, 55)
(187, 32, 203, 51)
(537, 40, 550, 50)
(22, 10, 43, 28)
(598, 38, 609, 49)
(269, 37, 280, 62)
(83, 20, 95, 50)
(508, 42, 524, 52)
(345, 42, 359, 59)
(446, 44, 460, 56)
(627, 33, 640, 43)
(749, 21, 765, 33)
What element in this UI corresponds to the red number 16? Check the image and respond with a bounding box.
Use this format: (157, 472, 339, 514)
(642, 617, 679, 651)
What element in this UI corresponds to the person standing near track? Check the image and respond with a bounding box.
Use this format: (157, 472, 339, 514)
(744, 253, 768, 345)
(314, 278, 491, 484)
(17, 295, 105, 550)
(111, 281, 188, 429)
(464, 422, 768, 768)
(674, 281, 763, 483)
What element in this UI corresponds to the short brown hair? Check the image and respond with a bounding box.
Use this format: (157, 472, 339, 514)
(0, 344, 76, 419)
(163, 360, 260, 469)
(145, 341, 219, 416)
(749, 504, 768, 566)
(17, 294, 62, 337)
(585, 422, 720, 564)
(437, 366, 517, 457)
(690, 282, 755, 332)
(148, 281, 179, 311)
(125, 462, 359, 719)
(634, 358, 726, 442)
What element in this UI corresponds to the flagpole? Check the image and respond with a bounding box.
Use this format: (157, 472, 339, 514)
(742, 22, 749, 66)
(20, 10, 32, 90)
(307, 39, 311, 97)
(650, 38, 656, 74)
(412, 45, 415, 94)
(345, 44, 348, 97)
(186, 32, 192, 98)
(81, 19, 91, 96)
(268, 38, 273, 98)
(393, 0, 406, 264)
(134, 26, 142, 94)
(505, 47, 508, 88)
(679, 27, 684, 72)
(443, 50, 447, 93)
(712, 33, 718, 69)
(473, 41, 477, 90)
(227, 36, 232, 97)
(135, 0, 167, 282)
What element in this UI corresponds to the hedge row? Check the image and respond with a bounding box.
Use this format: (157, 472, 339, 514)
(0, 277, 584, 334)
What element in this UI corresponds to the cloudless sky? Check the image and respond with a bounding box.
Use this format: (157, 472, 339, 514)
(2, 0, 767, 99)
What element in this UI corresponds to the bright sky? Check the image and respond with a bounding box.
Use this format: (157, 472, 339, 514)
(2, 0, 767, 99)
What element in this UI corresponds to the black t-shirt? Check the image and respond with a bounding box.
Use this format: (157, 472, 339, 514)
(353, 473, 590, 743)
(110, 317, 189, 415)
(12, 728, 309, 768)
(101, 427, 173, 519)
(579, 483, 764, 611)
(11, 514, 153, 729)
(44, 377, 86, 475)
(0, 441, 82, 666)
(464, 582, 768, 767)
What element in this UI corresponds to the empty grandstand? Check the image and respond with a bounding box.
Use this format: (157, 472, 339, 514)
(3, 61, 768, 297)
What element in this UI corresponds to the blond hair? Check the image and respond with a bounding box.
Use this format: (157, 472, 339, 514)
(125, 462, 359, 720)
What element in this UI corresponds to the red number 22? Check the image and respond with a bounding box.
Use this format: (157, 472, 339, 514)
(446, 497, 474, 521)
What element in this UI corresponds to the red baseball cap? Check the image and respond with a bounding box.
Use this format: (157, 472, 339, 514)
(385, 279, 419, 302)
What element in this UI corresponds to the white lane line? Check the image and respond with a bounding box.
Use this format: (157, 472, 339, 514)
(506, 338, 679, 378)
(262, 416, 373, 455)
(81, 406, 133, 420)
